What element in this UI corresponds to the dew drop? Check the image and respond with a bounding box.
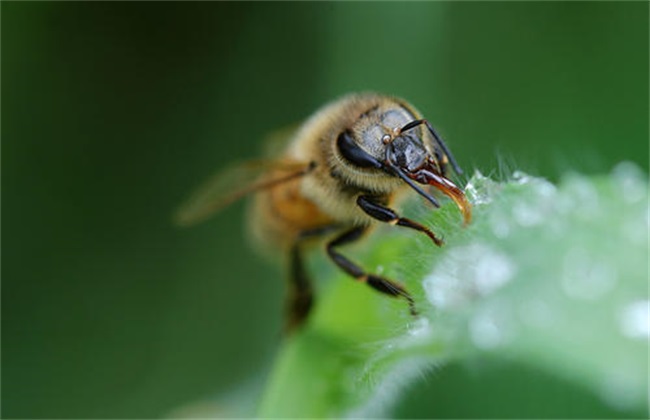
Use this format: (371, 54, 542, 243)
(489, 211, 512, 238)
(532, 178, 557, 199)
(561, 247, 617, 301)
(469, 312, 503, 350)
(513, 200, 545, 227)
(598, 364, 646, 411)
(407, 317, 432, 339)
(424, 270, 469, 310)
(424, 246, 468, 310)
(512, 170, 531, 184)
(424, 243, 515, 310)
(510, 176, 556, 227)
(465, 170, 500, 205)
(619, 299, 649, 340)
(563, 174, 601, 219)
(611, 161, 647, 204)
(622, 215, 648, 245)
(474, 250, 515, 295)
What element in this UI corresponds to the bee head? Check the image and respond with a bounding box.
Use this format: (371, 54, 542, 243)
(384, 119, 471, 224)
(336, 118, 471, 225)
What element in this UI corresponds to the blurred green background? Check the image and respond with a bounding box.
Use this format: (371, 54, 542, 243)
(2, 2, 647, 418)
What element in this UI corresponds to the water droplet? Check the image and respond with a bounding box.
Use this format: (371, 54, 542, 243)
(465, 170, 501, 205)
(513, 200, 545, 227)
(407, 317, 432, 338)
(512, 170, 531, 184)
(474, 250, 515, 295)
(489, 211, 511, 238)
(599, 364, 646, 411)
(619, 299, 649, 340)
(469, 311, 503, 350)
(509, 176, 556, 227)
(532, 178, 557, 199)
(424, 247, 468, 309)
(562, 174, 601, 220)
(561, 247, 617, 301)
(424, 243, 515, 309)
(622, 215, 647, 245)
(611, 161, 647, 204)
(424, 270, 470, 310)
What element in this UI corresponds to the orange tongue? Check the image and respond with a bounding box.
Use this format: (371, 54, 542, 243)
(420, 170, 472, 226)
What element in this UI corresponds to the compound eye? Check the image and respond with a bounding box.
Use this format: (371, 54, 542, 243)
(336, 130, 383, 170)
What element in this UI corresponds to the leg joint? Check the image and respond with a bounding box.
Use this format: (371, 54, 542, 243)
(357, 195, 397, 222)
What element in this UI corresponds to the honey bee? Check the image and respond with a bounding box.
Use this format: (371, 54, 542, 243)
(176, 92, 471, 331)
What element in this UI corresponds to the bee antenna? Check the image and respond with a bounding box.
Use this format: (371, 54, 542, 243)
(399, 119, 463, 175)
(423, 121, 463, 175)
(385, 147, 441, 208)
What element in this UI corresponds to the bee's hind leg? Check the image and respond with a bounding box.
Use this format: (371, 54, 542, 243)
(285, 244, 313, 333)
(285, 225, 341, 333)
(326, 226, 418, 316)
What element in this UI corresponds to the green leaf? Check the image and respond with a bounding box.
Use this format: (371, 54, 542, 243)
(257, 163, 649, 418)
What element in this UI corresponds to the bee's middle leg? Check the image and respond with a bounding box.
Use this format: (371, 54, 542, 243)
(357, 195, 443, 246)
(326, 226, 417, 315)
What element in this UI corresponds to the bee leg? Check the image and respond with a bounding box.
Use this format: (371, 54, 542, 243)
(285, 224, 342, 332)
(326, 226, 418, 315)
(357, 195, 444, 246)
(285, 244, 313, 333)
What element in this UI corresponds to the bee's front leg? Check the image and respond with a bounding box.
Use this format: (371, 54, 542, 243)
(356, 195, 444, 246)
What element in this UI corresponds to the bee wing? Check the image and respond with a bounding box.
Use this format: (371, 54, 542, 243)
(260, 124, 301, 157)
(174, 159, 312, 227)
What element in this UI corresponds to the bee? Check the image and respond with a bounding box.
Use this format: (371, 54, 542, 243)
(176, 92, 471, 331)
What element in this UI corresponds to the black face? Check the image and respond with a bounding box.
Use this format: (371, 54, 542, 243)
(388, 132, 429, 173)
